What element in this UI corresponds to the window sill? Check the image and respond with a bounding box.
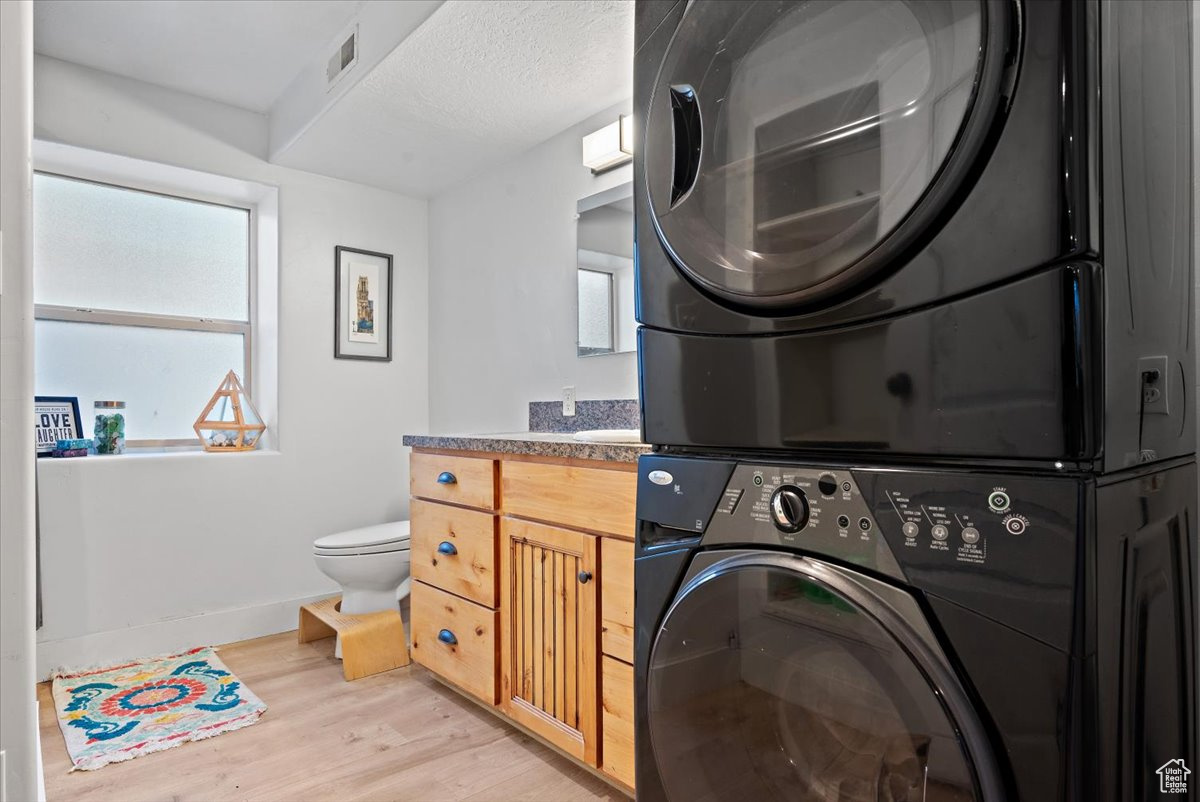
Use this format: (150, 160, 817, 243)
(36, 448, 281, 466)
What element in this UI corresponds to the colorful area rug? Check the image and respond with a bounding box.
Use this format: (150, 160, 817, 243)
(51, 646, 267, 771)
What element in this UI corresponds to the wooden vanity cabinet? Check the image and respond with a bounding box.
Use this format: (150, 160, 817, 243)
(409, 448, 637, 796)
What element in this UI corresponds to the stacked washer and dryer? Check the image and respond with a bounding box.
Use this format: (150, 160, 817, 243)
(631, 1, 1196, 801)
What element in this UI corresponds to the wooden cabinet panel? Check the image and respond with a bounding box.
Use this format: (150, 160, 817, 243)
(500, 461, 636, 537)
(600, 537, 635, 663)
(601, 656, 635, 789)
(500, 517, 598, 764)
(411, 581, 498, 705)
(411, 452, 496, 510)
(410, 499, 497, 606)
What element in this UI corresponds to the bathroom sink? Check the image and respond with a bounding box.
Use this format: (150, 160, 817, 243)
(571, 428, 644, 444)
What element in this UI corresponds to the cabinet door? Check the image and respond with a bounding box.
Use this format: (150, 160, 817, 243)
(601, 656, 635, 789)
(600, 537, 634, 663)
(500, 517, 598, 765)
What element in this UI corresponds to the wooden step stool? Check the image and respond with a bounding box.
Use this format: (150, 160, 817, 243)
(298, 596, 410, 681)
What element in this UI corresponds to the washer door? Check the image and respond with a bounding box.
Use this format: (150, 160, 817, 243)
(644, 0, 1011, 309)
(648, 554, 1003, 801)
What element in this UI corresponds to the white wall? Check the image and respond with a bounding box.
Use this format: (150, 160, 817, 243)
(32, 56, 429, 676)
(1, 2, 42, 798)
(427, 102, 638, 433)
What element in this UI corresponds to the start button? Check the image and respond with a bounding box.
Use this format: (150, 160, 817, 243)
(988, 491, 1011, 513)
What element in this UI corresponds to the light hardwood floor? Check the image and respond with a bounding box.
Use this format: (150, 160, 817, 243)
(37, 631, 628, 802)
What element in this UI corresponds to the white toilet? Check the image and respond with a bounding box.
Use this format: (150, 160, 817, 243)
(313, 521, 412, 656)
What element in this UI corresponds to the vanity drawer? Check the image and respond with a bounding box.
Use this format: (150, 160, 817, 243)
(500, 461, 636, 537)
(411, 581, 498, 704)
(411, 499, 498, 607)
(411, 452, 496, 510)
(600, 537, 634, 663)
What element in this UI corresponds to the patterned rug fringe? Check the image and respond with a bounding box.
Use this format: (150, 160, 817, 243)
(53, 646, 212, 681)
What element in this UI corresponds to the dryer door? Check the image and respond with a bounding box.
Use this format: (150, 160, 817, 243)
(644, 0, 1011, 309)
(647, 553, 1004, 801)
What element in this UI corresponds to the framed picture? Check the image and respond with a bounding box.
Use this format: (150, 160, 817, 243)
(334, 246, 393, 361)
(34, 396, 83, 457)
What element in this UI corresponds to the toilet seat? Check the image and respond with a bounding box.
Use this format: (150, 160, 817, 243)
(313, 521, 411, 557)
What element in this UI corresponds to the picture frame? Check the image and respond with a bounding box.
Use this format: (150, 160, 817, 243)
(334, 246, 393, 361)
(34, 396, 83, 457)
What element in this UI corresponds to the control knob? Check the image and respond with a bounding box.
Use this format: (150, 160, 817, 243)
(769, 485, 809, 533)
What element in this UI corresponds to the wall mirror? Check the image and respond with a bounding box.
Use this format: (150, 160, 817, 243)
(576, 182, 635, 357)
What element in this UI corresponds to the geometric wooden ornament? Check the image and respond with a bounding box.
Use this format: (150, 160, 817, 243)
(193, 370, 266, 452)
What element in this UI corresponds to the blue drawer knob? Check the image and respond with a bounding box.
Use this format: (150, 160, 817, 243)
(436, 471, 457, 485)
(437, 541, 458, 556)
(437, 629, 458, 646)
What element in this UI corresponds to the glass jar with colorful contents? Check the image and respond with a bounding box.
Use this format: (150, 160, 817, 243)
(93, 401, 126, 454)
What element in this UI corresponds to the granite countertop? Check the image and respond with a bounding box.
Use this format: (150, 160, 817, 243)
(401, 431, 650, 463)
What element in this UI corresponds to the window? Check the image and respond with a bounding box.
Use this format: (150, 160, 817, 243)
(33, 172, 254, 447)
(577, 267, 615, 356)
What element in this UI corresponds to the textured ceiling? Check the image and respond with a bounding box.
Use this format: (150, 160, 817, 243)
(273, 0, 634, 197)
(34, 0, 366, 112)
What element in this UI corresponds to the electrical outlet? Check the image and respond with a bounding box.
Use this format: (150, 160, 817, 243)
(562, 386, 576, 417)
(1138, 355, 1170, 415)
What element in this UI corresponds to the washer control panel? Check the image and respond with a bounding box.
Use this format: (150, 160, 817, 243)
(870, 479, 1043, 568)
(636, 454, 1081, 652)
(883, 485, 992, 564)
(703, 464, 902, 579)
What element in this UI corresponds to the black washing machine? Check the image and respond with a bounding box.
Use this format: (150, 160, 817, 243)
(633, 0, 1193, 471)
(633, 454, 1197, 801)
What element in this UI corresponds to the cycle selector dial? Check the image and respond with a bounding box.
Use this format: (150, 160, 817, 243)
(769, 485, 810, 534)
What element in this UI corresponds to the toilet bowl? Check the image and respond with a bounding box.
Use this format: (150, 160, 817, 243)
(313, 521, 411, 656)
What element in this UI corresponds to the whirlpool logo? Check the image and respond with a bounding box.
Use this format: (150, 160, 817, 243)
(647, 470, 673, 486)
(1157, 759, 1190, 794)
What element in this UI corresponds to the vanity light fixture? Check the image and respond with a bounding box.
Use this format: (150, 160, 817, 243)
(582, 115, 633, 174)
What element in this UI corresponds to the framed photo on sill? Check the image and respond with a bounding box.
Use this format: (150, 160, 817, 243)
(334, 246, 393, 361)
(34, 396, 83, 457)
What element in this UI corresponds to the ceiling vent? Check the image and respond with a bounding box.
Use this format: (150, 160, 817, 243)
(326, 27, 358, 90)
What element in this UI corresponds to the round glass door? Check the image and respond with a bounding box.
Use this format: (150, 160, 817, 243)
(648, 560, 992, 801)
(644, 0, 1005, 308)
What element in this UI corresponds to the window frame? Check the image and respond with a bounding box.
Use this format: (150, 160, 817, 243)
(33, 170, 257, 449)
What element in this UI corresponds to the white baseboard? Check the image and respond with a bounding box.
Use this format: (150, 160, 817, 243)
(35, 592, 335, 679)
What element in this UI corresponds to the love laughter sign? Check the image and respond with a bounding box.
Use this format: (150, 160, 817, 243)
(34, 396, 83, 456)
